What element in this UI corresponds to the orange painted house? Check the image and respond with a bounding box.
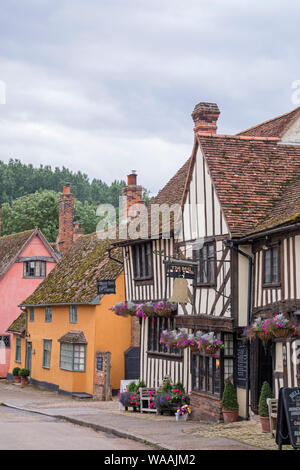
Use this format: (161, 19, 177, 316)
(0, 229, 59, 377)
(8, 233, 135, 397)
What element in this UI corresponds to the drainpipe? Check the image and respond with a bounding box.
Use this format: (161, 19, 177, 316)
(228, 241, 253, 421)
(107, 248, 123, 265)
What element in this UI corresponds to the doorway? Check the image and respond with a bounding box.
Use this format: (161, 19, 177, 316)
(250, 338, 274, 414)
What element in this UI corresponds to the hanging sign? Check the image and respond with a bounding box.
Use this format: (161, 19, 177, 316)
(165, 259, 197, 280)
(97, 280, 116, 295)
(276, 387, 300, 450)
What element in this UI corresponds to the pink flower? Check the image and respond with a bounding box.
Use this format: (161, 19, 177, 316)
(167, 396, 170, 401)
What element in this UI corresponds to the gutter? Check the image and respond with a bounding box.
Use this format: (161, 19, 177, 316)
(107, 248, 123, 265)
(232, 222, 300, 245)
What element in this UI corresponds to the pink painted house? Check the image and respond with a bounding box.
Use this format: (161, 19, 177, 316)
(0, 228, 59, 377)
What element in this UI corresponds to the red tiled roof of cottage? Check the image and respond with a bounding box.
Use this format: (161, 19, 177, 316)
(198, 134, 300, 237)
(237, 106, 300, 138)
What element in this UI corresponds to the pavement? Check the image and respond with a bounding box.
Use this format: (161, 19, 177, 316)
(0, 379, 262, 450)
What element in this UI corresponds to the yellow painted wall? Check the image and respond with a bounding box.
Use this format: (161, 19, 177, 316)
(9, 335, 26, 372)
(94, 272, 132, 389)
(9, 272, 131, 395)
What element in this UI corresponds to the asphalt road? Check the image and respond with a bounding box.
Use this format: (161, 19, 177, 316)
(0, 406, 151, 450)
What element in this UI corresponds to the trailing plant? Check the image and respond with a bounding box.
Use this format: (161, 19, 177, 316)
(109, 301, 137, 317)
(176, 404, 192, 416)
(258, 381, 273, 417)
(222, 382, 239, 411)
(153, 301, 177, 317)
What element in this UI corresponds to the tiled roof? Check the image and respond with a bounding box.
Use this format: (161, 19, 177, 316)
(150, 157, 192, 207)
(22, 233, 123, 306)
(0, 229, 36, 279)
(198, 135, 300, 237)
(6, 311, 26, 334)
(237, 106, 300, 138)
(58, 330, 87, 344)
(253, 177, 300, 233)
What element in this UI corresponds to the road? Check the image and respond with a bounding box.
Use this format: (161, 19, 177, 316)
(0, 405, 151, 450)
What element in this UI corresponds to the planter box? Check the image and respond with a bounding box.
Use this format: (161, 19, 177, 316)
(175, 412, 188, 422)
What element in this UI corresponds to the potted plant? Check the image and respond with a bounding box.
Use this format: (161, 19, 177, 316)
(258, 381, 273, 433)
(175, 404, 192, 421)
(12, 367, 21, 383)
(221, 382, 239, 422)
(19, 368, 30, 386)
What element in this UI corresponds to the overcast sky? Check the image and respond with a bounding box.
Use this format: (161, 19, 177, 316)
(0, 0, 299, 195)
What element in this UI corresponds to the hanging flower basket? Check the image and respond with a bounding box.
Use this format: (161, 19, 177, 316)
(271, 314, 297, 339)
(160, 329, 178, 348)
(202, 340, 224, 356)
(154, 301, 177, 317)
(175, 330, 189, 349)
(109, 301, 137, 317)
(246, 314, 297, 344)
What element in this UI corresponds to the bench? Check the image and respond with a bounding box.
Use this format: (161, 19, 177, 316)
(139, 387, 158, 413)
(267, 398, 278, 437)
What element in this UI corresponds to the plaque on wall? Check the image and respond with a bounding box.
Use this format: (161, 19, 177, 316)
(97, 279, 116, 295)
(96, 356, 103, 371)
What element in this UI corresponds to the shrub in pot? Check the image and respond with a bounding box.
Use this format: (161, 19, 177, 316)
(19, 368, 30, 385)
(221, 382, 239, 422)
(12, 367, 21, 383)
(258, 381, 273, 433)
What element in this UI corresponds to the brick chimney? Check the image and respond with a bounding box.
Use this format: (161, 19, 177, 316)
(57, 183, 75, 254)
(191, 102, 220, 135)
(122, 171, 145, 221)
(73, 221, 84, 242)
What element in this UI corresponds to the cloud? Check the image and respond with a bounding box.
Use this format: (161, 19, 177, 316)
(0, 0, 299, 194)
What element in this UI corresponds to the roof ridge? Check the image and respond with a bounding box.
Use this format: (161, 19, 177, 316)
(198, 134, 280, 141)
(237, 106, 300, 137)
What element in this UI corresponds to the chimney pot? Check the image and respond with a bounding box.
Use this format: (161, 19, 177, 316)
(192, 102, 220, 135)
(127, 171, 137, 186)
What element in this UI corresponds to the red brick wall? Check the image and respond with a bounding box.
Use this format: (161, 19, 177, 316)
(58, 184, 74, 254)
(190, 391, 223, 423)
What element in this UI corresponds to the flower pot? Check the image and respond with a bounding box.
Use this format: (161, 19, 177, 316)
(175, 412, 188, 422)
(222, 409, 239, 423)
(272, 328, 293, 338)
(14, 376, 21, 383)
(21, 377, 28, 386)
(257, 331, 273, 342)
(260, 416, 271, 433)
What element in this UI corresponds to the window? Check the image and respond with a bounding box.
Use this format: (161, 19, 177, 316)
(147, 317, 181, 357)
(194, 241, 216, 286)
(263, 246, 280, 286)
(132, 243, 152, 281)
(42, 340, 52, 368)
(23, 261, 46, 278)
(15, 337, 21, 362)
(29, 306, 34, 322)
(69, 305, 77, 324)
(192, 346, 221, 396)
(192, 333, 234, 397)
(0, 335, 10, 348)
(223, 333, 234, 383)
(45, 307, 52, 322)
(60, 343, 86, 372)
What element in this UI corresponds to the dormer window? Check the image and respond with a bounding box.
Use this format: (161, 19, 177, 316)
(23, 260, 46, 278)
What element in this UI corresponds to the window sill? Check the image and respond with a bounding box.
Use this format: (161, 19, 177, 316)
(262, 283, 281, 289)
(134, 279, 154, 285)
(196, 283, 217, 288)
(23, 276, 46, 279)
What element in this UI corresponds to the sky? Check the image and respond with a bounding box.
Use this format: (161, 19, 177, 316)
(0, 0, 299, 195)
